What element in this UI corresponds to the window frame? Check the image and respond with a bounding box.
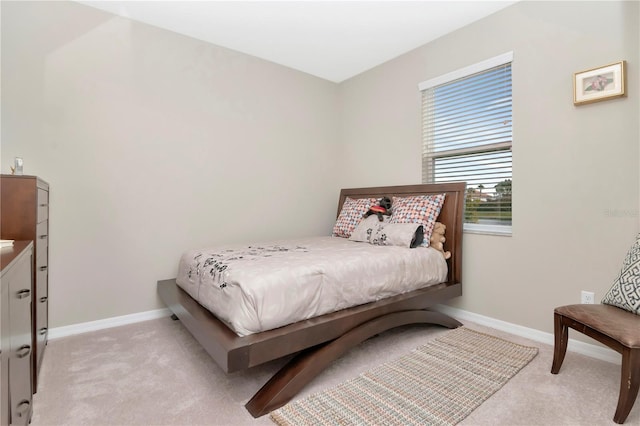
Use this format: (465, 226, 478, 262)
(419, 52, 513, 236)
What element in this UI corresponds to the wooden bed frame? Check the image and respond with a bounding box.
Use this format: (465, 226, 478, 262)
(157, 182, 466, 417)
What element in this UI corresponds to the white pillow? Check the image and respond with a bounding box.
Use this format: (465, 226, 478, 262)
(349, 215, 424, 248)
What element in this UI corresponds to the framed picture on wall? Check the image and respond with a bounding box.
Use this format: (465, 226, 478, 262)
(573, 61, 626, 105)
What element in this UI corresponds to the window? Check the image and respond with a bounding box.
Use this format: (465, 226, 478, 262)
(419, 52, 513, 235)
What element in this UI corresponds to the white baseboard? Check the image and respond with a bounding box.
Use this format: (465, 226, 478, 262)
(436, 304, 621, 365)
(47, 304, 621, 366)
(48, 308, 172, 340)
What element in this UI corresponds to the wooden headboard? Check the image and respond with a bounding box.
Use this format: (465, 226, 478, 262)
(337, 182, 466, 286)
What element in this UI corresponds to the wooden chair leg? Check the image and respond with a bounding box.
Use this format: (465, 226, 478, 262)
(614, 348, 640, 424)
(551, 312, 569, 374)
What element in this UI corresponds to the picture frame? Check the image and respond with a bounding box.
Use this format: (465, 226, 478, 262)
(573, 61, 626, 105)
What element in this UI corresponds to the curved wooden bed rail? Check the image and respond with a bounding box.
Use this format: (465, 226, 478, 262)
(157, 279, 461, 373)
(245, 309, 462, 417)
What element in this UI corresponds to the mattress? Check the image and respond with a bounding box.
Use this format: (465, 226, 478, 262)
(176, 236, 448, 336)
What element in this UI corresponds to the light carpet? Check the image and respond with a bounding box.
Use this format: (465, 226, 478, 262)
(271, 327, 538, 426)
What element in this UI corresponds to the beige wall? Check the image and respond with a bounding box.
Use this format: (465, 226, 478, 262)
(1, 1, 340, 327)
(2, 1, 639, 337)
(338, 1, 640, 334)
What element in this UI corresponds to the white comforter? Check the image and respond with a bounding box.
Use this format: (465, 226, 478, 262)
(176, 236, 448, 336)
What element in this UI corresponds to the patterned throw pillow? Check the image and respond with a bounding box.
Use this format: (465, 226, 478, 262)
(332, 197, 377, 238)
(389, 194, 446, 247)
(602, 234, 640, 314)
(349, 215, 424, 248)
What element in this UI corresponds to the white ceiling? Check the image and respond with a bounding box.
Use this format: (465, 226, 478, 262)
(80, 1, 517, 83)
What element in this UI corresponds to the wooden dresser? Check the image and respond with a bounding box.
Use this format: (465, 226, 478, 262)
(1, 241, 34, 425)
(0, 175, 49, 392)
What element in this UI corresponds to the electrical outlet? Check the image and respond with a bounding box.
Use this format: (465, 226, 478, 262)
(581, 291, 595, 304)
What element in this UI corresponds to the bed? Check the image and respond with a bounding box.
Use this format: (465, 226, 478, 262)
(157, 182, 465, 417)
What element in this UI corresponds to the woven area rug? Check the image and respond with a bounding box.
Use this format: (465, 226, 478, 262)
(270, 327, 538, 426)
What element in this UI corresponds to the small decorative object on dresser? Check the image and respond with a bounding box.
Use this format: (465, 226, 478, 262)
(1, 241, 34, 425)
(0, 175, 49, 393)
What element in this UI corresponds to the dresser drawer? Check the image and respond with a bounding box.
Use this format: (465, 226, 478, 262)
(36, 221, 48, 254)
(36, 246, 47, 266)
(36, 263, 47, 299)
(37, 189, 48, 223)
(36, 298, 48, 338)
(35, 298, 48, 372)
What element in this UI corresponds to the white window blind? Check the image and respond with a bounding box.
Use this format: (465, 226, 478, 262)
(421, 54, 513, 233)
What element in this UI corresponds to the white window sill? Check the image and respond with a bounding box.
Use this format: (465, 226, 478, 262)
(463, 223, 512, 236)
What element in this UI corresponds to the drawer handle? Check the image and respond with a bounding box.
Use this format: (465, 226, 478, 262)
(16, 344, 31, 358)
(16, 289, 30, 299)
(39, 203, 48, 207)
(16, 399, 31, 417)
(39, 265, 48, 271)
(40, 296, 48, 303)
(39, 234, 48, 239)
(39, 327, 48, 336)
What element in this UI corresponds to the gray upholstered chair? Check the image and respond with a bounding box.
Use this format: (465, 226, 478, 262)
(551, 234, 640, 424)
